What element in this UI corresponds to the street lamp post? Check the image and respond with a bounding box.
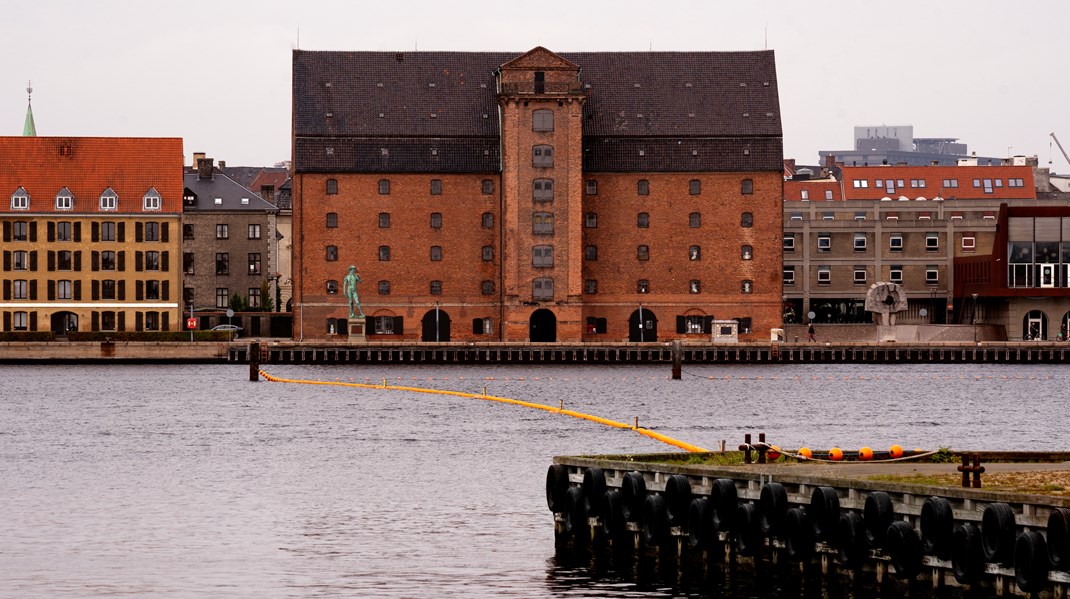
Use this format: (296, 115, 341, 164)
(972, 293, 979, 342)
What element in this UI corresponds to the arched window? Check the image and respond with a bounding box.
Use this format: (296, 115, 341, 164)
(533, 179, 554, 202)
(533, 277, 554, 299)
(533, 110, 553, 132)
(482, 212, 494, 228)
(532, 212, 554, 235)
(741, 178, 754, 194)
(326, 178, 338, 195)
(1024, 310, 1048, 340)
(741, 245, 753, 260)
(741, 212, 753, 228)
(532, 246, 554, 267)
(532, 145, 554, 167)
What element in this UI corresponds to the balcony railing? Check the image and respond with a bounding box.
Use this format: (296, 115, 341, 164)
(499, 81, 584, 95)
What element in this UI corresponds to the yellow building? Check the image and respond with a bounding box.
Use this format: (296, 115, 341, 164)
(0, 136, 184, 335)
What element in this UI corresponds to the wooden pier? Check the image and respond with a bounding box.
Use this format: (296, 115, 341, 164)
(548, 453, 1070, 597)
(232, 340, 1070, 365)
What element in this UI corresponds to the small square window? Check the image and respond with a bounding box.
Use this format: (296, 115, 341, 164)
(584, 279, 597, 294)
(637, 212, 649, 228)
(326, 280, 339, 294)
(637, 245, 649, 261)
(481, 213, 494, 228)
(741, 279, 753, 294)
(690, 280, 701, 294)
(326, 179, 338, 195)
(689, 246, 700, 260)
(481, 280, 494, 295)
(585, 180, 598, 195)
(379, 246, 391, 261)
(783, 267, 795, 285)
(637, 180, 649, 195)
(741, 245, 752, 260)
(825, 190, 834, 200)
(430, 212, 442, 229)
(584, 245, 597, 261)
(689, 212, 700, 228)
(854, 233, 867, 251)
(637, 279, 649, 293)
(818, 268, 831, 285)
(482, 246, 494, 261)
(689, 179, 701, 195)
(585, 213, 597, 228)
(482, 180, 494, 195)
(326, 246, 338, 261)
(962, 236, 976, 251)
(818, 235, 831, 252)
(890, 235, 904, 251)
(326, 213, 338, 228)
(430, 179, 442, 195)
(889, 267, 903, 284)
(783, 235, 795, 251)
(741, 212, 753, 228)
(801, 190, 809, 201)
(926, 233, 940, 251)
(379, 213, 391, 228)
(926, 268, 939, 284)
(430, 246, 442, 261)
(741, 179, 753, 194)
(853, 268, 867, 285)
(378, 179, 391, 194)
(378, 280, 390, 295)
(430, 280, 442, 295)
(216, 224, 229, 239)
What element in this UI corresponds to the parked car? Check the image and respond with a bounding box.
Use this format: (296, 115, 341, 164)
(212, 324, 242, 338)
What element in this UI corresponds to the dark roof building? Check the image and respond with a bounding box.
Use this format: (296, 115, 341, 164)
(291, 47, 784, 342)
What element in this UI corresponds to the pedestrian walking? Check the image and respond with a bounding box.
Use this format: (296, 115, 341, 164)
(808, 322, 816, 342)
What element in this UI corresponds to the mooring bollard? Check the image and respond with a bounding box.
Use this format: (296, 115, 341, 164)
(671, 340, 682, 380)
(249, 342, 260, 382)
(958, 453, 985, 488)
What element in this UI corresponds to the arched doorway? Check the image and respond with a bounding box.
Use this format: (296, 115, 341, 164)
(1061, 311, 1070, 341)
(628, 308, 658, 342)
(51, 311, 78, 336)
(529, 309, 557, 342)
(1023, 310, 1047, 340)
(421, 308, 451, 342)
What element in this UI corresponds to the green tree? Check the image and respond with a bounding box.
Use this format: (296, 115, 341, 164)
(229, 292, 248, 312)
(260, 280, 275, 312)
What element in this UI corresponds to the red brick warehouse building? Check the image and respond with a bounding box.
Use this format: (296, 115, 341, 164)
(291, 47, 783, 342)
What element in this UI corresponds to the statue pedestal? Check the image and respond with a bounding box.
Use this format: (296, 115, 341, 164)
(878, 325, 897, 342)
(348, 317, 367, 343)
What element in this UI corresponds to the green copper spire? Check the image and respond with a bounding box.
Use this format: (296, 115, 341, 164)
(23, 81, 36, 137)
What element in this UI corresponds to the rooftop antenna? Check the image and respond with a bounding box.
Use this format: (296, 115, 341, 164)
(649, 39, 652, 51)
(764, 24, 768, 49)
(296, 26, 300, 49)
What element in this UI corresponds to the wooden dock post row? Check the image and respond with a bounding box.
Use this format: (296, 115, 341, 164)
(547, 455, 1070, 596)
(233, 341, 1070, 366)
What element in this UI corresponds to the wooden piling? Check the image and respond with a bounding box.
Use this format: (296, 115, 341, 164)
(249, 341, 260, 381)
(671, 340, 682, 379)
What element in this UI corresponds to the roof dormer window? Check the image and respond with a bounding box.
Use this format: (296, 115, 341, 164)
(99, 188, 118, 211)
(55, 187, 74, 211)
(10, 187, 29, 210)
(143, 187, 162, 211)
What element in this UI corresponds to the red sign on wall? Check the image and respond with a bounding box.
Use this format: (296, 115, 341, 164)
(186, 317, 198, 330)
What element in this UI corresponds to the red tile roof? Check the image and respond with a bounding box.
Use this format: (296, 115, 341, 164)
(839, 165, 1034, 201)
(0, 136, 184, 214)
(783, 179, 842, 201)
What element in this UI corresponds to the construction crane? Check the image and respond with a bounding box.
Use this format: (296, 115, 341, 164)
(1050, 132, 1070, 169)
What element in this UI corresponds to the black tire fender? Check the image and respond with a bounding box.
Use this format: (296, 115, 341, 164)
(836, 512, 867, 569)
(982, 502, 1017, 565)
(784, 507, 814, 560)
(1048, 507, 1070, 570)
(759, 482, 788, 536)
(582, 467, 607, 515)
(687, 497, 711, 549)
(562, 485, 586, 537)
(546, 464, 570, 512)
(599, 489, 624, 539)
(864, 491, 894, 547)
(735, 503, 762, 557)
(710, 478, 739, 533)
(951, 522, 985, 585)
(664, 474, 692, 528)
(641, 493, 669, 547)
(920, 496, 954, 560)
(621, 471, 647, 522)
(886, 520, 923, 579)
(1015, 530, 1049, 594)
(809, 486, 840, 539)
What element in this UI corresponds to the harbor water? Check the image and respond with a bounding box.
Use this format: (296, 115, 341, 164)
(0, 362, 1063, 597)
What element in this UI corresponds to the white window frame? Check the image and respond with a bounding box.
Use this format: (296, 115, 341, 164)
(926, 267, 940, 284)
(889, 267, 903, 284)
(800, 190, 809, 201)
(11, 187, 29, 210)
(55, 188, 73, 211)
(926, 233, 940, 251)
(783, 267, 795, 285)
(962, 236, 976, 250)
(783, 235, 795, 251)
(890, 235, 904, 251)
(853, 268, 867, 284)
(817, 268, 831, 285)
(854, 233, 867, 251)
(817, 235, 831, 251)
(99, 188, 118, 211)
(143, 188, 162, 211)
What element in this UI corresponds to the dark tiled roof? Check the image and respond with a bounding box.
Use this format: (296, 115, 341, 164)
(583, 137, 783, 172)
(183, 173, 279, 212)
(293, 49, 781, 173)
(295, 137, 500, 173)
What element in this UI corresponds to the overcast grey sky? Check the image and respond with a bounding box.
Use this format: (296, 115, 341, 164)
(6, 0, 1070, 171)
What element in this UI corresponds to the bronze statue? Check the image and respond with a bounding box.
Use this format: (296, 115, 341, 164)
(344, 265, 364, 318)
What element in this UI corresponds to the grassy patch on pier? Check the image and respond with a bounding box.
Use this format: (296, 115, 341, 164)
(867, 471, 1070, 496)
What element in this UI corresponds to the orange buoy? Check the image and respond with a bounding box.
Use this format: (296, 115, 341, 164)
(859, 447, 874, 461)
(798, 447, 812, 459)
(829, 447, 844, 461)
(766, 445, 781, 461)
(889, 444, 904, 459)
